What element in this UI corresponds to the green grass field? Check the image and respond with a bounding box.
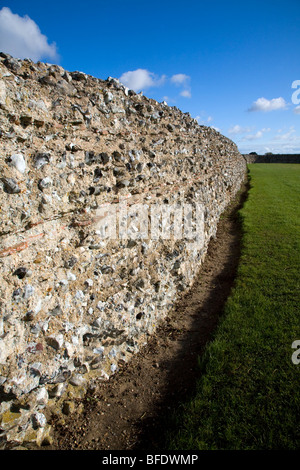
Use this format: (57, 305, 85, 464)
(168, 164, 300, 450)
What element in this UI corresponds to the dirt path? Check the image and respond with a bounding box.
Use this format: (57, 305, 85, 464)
(45, 183, 248, 451)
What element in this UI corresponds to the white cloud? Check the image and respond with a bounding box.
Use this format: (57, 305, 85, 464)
(248, 97, 287, 112)
(242, 131, 264, 141)
(0, 7, 58, 61)
(228, 124, 253, 135)
(119, 69, 192, 97)
(170, 73, 191, 98)
(119, 69, 166, 92)
(294, 105, 300, 114)
(195, 112, 214, 125)
(241, 128, 271, 141)
(195, 114, 218, 130)
(180, 89, 191, 98)
(170, 73, 190, 86)
(163, 95, 176, 105)
(239, 126, 300, 154)
(274, 126, 296, 141)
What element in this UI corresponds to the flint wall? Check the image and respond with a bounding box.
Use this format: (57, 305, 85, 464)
(0, 54, 246, 445)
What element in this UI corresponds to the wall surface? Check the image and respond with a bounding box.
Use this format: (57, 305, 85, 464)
(243, 154, 300, 163)
(0, 53, 246, 446)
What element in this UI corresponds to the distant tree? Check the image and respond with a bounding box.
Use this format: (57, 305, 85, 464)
(249, 152, 257, 155)
(265, 152, 273, 155)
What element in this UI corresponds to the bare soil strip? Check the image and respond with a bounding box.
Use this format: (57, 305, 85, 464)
(46, 182, 248, 451)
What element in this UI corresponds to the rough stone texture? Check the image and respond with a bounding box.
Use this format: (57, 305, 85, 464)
(0, 53, 247, 446)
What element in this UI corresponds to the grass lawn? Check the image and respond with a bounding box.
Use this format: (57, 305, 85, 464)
(168, 164, 300, 450)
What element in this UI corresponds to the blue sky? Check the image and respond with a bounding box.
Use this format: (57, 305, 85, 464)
(1, 0, 300, 153)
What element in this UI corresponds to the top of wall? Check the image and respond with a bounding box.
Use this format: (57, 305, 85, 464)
(0, 51, 244, 239)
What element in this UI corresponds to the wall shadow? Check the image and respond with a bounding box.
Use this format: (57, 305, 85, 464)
(131, 178, 250, 451)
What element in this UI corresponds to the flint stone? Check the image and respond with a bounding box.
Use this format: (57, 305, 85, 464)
(104, 91, 114, 104)
(0, 81, 6, 107)
(9, 153, 26, 174)
(35, 387, 49, 406)
(13, 267, 28, 279)
(31, 412, 47, 429)
(56, 79, 77, 95)
(1, 177, 21, 194)
(46, 334, 64, 350)
(33, 153, 50, 169)
(69, 375, 86, 387)
(64, 256, 78, 268)
(38, 177, 52, 190)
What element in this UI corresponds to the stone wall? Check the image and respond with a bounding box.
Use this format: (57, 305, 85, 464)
(0, 53, 247, 446)
(243, 153, 300, 163)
